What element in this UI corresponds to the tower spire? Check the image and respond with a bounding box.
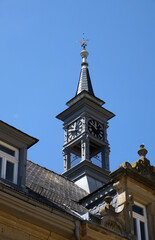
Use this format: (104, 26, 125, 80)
(76, 34, 95, 96)
(57, 39, 115, 193)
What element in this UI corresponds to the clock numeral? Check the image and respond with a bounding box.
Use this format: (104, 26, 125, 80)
(78, 121, 82, 126)
(99, 133, 103, 139)
(89, 127, 92, 132)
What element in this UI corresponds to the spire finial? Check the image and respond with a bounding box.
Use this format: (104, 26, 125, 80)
(76, 34, 94, 96)
(78, 33, 89, 49)
(78, 33, 89, 66)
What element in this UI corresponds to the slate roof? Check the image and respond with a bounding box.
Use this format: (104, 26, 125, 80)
(26, 160, 88, 216)
(89, 192, 117, 216)
(0, 159, 116, 219)
(76, 67, 95, 96)
(79, 182, 117, 216)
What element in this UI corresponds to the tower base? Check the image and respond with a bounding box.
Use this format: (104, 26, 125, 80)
(62, 160, 110, 193)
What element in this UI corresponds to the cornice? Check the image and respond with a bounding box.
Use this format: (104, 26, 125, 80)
(0, 120, 39, 149)
(110, 164, 155, 191)
(80, 221, 128, 240)
(0, 182, 78, 238)
(56, 96, 115, 122)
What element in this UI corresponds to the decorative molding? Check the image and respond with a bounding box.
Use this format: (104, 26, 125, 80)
(132, 158, 155, 181)
(101, 216, 123, 235)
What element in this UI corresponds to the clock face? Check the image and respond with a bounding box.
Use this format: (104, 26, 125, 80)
(68, 119, 83, 141)
(88, 119, 104, 140)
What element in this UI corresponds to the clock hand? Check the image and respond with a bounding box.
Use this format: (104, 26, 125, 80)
(74, 122, 77, 131)
(89, 122, 97, 130)
(89, 122, 94, 128)
(68, 122, 77, 132)
(68, 129, 75, 132)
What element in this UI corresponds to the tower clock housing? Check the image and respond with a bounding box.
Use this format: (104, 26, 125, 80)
(56, 45, 115, 193)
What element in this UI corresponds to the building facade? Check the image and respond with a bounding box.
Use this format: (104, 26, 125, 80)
(0, 43, 154, 240)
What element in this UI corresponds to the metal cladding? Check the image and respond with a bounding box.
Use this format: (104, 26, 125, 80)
(76, 67, 94, 96)
(76, 47, 95, 97)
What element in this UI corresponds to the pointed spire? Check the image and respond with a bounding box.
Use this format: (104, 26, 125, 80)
(76, 34, 95, 96)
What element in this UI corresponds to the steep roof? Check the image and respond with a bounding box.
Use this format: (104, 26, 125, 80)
(76, 48, 95, 96)
(76, 67, 94, 96)
(26, 160, 88, 215)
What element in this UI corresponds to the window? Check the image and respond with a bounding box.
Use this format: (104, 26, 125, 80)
(0, 141, 18, 184)
(132, 202, 148, 240)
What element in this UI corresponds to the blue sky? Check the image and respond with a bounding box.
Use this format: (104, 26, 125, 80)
(0, 0, 155, 173)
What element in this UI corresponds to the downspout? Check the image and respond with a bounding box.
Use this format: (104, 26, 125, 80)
(75, 221, 80, 240)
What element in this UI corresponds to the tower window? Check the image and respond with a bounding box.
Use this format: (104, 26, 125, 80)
(132, 202, 148, 240)
(0, 141, 18, 184)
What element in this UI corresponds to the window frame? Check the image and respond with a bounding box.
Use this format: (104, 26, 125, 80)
(133, 201, 149, 240)
(0, 141, 18, 184)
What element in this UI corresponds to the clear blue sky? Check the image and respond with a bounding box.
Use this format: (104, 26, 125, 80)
(0, 0, 155, 173)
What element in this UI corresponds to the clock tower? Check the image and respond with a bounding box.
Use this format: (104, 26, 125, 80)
(56, 43, 115, 193)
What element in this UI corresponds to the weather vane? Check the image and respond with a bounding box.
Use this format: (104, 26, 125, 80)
(78, 33, 89, 49)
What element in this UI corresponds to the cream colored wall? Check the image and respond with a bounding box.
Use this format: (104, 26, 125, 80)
(0, 185, 127, 240)
(113, 175, 155, 240)
(0, 211, 127, 240)
(0, 209, 75, 240)
(0, 210, 48, 240)
(0, 186, 76, 240)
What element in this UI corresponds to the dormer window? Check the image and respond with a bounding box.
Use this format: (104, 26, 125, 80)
(0, 141, 19, 184)
(132, 202, 149, 240)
